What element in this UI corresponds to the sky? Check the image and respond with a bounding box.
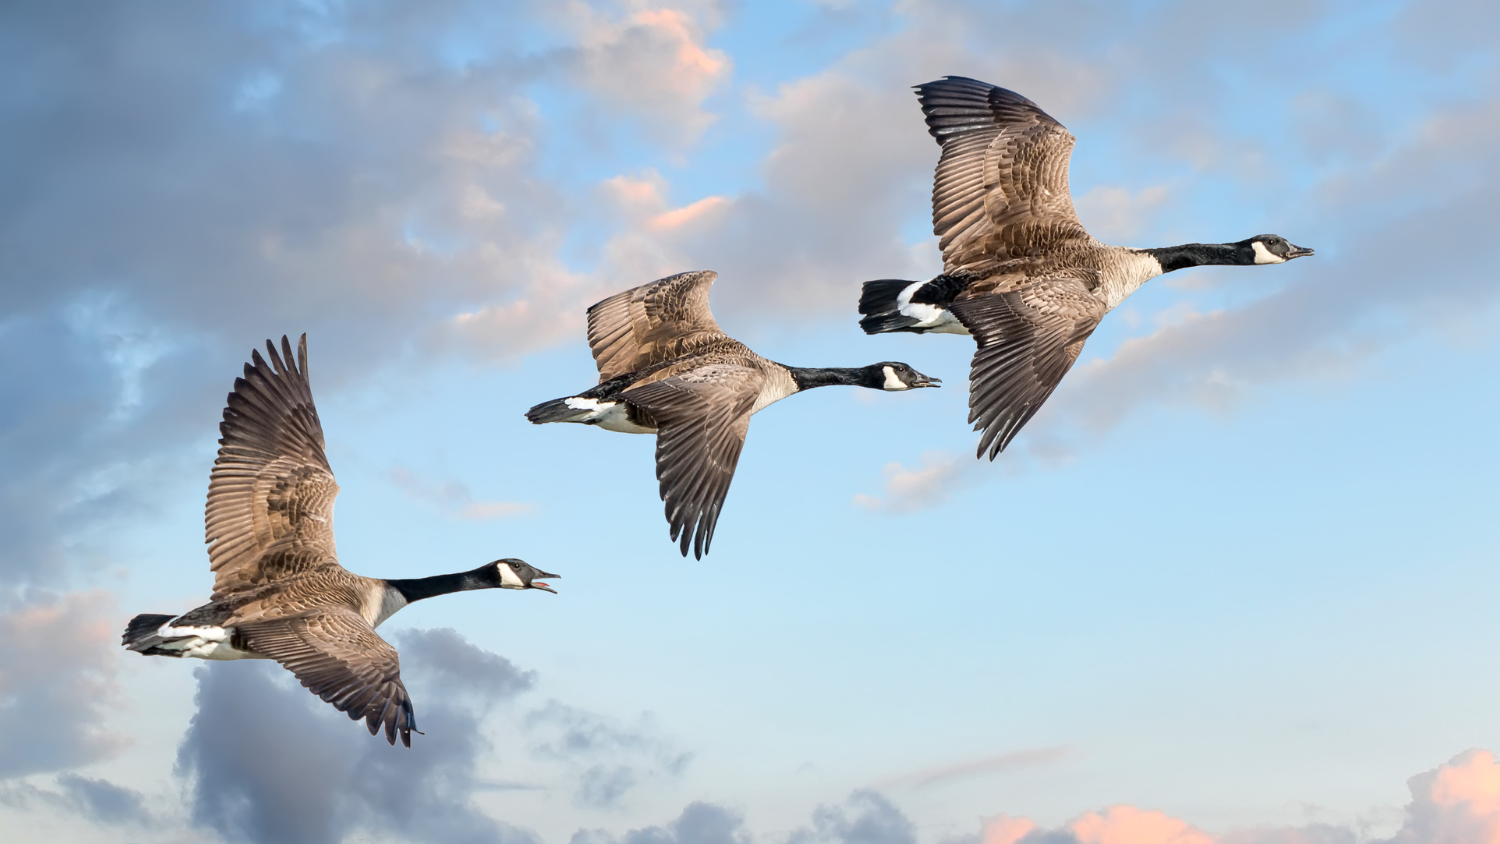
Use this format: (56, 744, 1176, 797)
(1, 0, 1499, 843)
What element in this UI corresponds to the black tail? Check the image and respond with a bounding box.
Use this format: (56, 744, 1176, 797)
(122, 613, 179, 655)
(858, 279, 923, 335)
(525, 397, 589, 425)
(859, 279, 914, 315)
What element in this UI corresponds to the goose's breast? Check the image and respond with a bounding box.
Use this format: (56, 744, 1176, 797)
(1094, 251, 1165, 311)
(751, 366, 799, 414)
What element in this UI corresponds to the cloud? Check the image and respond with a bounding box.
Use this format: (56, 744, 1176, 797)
(873, 747, 1070, 791)
(175, 626, 540, 844)
(563, 2, 732, 144)
(571, 801, 750, 844)
(389, 466, 537, 520)
(527, 700, 692, 809)
(1065, 807, 1216, 844)
(0, 774, 152, 828)
(788, 790, 918, 844)
(1381, 748, 1500, 844)
(1073, 185, 1173, 244)
(0, 0, 739, 584)
(0, 591, 124, 779)
(854, 450, 978, 513)
(979, 750, 1500, 844)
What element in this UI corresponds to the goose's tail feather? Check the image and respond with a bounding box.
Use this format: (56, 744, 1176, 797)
(858, 279, 922, 335)
(122, 613, 182, 656)
(526, 397, 593, 425)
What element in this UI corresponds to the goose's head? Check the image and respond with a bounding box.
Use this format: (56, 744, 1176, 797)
(867, 362, 941, 391)
(1239, 235, 1314, 265)
(495, 559, 560, 593)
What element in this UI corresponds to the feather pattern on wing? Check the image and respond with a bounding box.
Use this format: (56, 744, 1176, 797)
(948, 272, 1105, 459)
(586, 270, 730, 383)
(236, 608, 416, 747)
(622, 364, 764, 559)
(917, 76, 1095, 275)
(206, 335, 340, 599)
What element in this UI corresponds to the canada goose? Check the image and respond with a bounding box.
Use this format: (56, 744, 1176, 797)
(859, 76, 1314, 459)
(526, 270, 939, 558)
(121, 335, 558, 747)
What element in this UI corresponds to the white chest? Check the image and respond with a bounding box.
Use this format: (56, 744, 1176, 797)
(369, 585, 409, 628)
(751, 366, 800, 415)
(1095, 251, 1165, 311)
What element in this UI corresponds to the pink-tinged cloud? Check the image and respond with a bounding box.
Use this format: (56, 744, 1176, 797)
(650, 195, 730, 232)
(1068, 806, 1216, 844)
(974, 750, 1500, 844)
(567, 4, 731, 144)
(0, 591, 125, 777)
(630, 9, 727, 93)
(984, 815, 1039, 844)
(1390, 749, 1500, 844)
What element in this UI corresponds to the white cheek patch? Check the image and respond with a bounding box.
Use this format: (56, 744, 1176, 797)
(881, 365, 908, 391)
(498, 564, 526, 588)
(1251, 241, 1286, 264)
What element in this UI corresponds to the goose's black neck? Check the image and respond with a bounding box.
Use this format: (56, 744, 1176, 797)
(788, 366, 875, 391)
(1145, 242, 1250, 273)
(386, 565, 499, 604)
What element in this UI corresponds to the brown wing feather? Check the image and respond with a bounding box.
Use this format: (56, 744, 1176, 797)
(948, 272, 1106, 460)
(622, 365, 763, 559)
(916, 76, 1094, 275)
(586, 271, 729, 382)
(237, 608, 416, 747)
(206, 335, 340, 599)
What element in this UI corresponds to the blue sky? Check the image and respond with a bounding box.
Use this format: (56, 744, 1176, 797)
(2, 1, 1499, 843)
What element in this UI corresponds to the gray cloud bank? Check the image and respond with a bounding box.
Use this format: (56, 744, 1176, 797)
(177, 627, 541, 844)
(4, 618, 1497, 843)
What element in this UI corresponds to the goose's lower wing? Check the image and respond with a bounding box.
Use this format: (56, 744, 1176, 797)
(237, 608, 416, 746)
(949, 276, 1105, 460)
(623, 365, 763, 559)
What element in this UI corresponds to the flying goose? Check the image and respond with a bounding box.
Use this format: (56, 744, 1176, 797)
(122, 335, 558, 746)
(858, 76, 1314, 458)
(526, 270, 939, 558)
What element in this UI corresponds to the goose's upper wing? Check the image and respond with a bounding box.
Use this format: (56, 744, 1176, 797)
(587, 271, 730, 382)
(622, 364, 764, 559)
(948, 272, 1105, 460)
(205, 335, 341, 600)
(236, 608, 416, 747)
(916, 76, 1093, 275)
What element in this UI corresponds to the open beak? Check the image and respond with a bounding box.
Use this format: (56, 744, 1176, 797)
(1286, 244, 1315, 259)
(530, 570, 560, 594)
(916, 375, 942, 388)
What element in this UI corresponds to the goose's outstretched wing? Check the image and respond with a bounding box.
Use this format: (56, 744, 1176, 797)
(586, 271, 730, 382)
(622, 364, 764, 559)
(206, 335, 341, 599)
(949, 273, 1105, 459)
(237, 609, 416, 747)
(916, 76, 1094, 275)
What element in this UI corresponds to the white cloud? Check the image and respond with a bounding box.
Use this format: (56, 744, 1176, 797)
(854, 450, 974, 513)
